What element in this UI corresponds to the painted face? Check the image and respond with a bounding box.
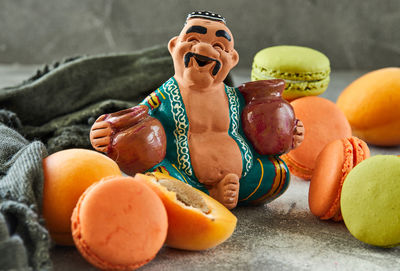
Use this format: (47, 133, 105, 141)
(168, 18, 239, 88)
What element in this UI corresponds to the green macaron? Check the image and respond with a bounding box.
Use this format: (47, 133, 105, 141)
(340, 155, 400, 247)
(251, 45, 330, 100)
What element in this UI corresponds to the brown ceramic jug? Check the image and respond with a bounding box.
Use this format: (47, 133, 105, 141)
(103, 105, 166, 175)
(239, 79, 296, 155)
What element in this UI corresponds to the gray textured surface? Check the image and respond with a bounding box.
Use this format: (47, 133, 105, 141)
(1, 0, 400, 69)
(0, 66, 399, 270)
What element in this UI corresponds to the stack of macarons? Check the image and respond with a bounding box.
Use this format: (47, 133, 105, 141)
(251, 46, 400, 248)
(251, 45, 331, 101)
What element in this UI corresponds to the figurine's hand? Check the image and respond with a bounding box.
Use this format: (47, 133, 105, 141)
(105, 105, 149, 131)
(292, 119, 305, 150)
(90, 115, 112, 153)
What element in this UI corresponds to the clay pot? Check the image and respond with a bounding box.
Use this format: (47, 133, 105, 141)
(105, 105, 166, 175)
(239, 79, 296, 155)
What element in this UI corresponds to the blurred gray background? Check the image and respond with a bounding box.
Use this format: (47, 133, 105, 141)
(0, 0, 399, 70)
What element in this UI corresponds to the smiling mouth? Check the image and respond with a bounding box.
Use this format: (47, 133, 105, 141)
(194, 54, 212, 67)
(184, 52, 221, 76)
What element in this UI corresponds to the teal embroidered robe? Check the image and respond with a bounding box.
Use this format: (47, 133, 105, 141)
(140, 77, 290, 205)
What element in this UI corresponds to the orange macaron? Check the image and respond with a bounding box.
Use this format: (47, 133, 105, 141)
(71, 176, 168, 270)
(308, 136, 370, 221)
(282, 96, 352, 180)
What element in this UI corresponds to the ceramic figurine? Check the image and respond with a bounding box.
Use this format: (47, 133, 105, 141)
(90, 11, 304, 209)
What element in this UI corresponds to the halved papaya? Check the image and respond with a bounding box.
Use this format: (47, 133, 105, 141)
(134, 172, 237, 251)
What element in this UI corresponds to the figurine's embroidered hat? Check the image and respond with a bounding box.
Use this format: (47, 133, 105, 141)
(186, 11, 226, 24)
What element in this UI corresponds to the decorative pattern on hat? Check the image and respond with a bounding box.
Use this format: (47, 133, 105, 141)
(186, 11, 226, 24)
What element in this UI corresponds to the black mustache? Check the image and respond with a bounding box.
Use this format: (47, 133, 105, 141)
(184, 52, 221, 76)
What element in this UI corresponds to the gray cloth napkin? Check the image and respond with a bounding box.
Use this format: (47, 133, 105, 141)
(0, 121, 51, 271)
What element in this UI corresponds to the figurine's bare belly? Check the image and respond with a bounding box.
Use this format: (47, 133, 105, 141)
(189, 132, 243, 184)
(180, 85, 242, 183)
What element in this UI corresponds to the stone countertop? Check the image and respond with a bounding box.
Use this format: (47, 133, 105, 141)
(1, 65, 399, 270)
